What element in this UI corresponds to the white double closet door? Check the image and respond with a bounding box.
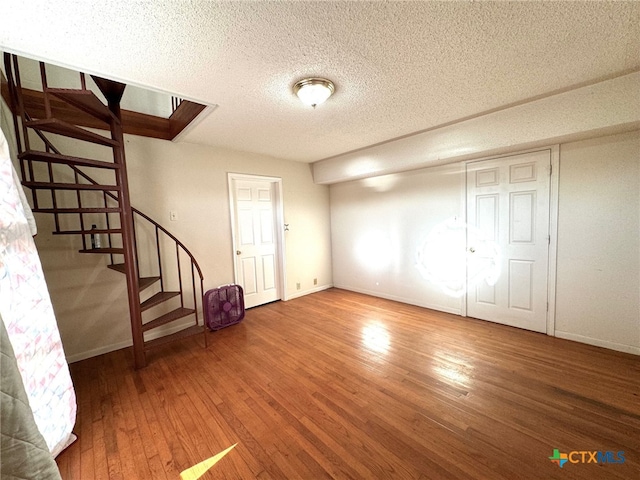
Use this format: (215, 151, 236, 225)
(466, 150, 551, 333)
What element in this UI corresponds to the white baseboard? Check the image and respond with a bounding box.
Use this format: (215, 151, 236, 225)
(66, 317, 202, 363)
(285, 283, 333, 301)
(66, 339, 132, 364)
(554, 330, 640, 355)
(332, 284, 462, 316)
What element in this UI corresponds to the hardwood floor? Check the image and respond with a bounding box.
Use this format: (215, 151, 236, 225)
(56, 288, 639, 479)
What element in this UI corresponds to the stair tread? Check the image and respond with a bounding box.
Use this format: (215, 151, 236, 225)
(33, 207, 120, 214)
(142, 307, 195, 332)
(108, 263, 126, 273)
(53, 228, 122, 235)
(25, 118, 119, 146)
(47, 88, 118, 124)
(139, 276, 161, 291)
(106, 265, 160, 291)
(144, 325, 203, 350)
(19, 150, 120, 169)
(79, 247, 124, 254)
(140, 291, 180, 311)
(23, 181, 120, 191)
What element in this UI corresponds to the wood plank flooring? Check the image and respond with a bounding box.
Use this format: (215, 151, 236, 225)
(56, 288, 640, 479)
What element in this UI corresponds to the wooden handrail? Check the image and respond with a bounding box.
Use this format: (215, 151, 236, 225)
(133, 207, 205, 333)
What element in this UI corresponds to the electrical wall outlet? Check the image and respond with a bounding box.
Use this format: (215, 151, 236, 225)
(296, 282, 301, 290)
(313, 278, 318, 285)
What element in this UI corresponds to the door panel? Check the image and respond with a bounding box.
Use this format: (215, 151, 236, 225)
(476, 194, 498, 241)
(510, 162, 537, 183)
(476, 167, 499, 187)
(508, 260, 533, 310)
(476, 281, 496, 305)
(260, 210, 273, 243)
(510, 191, 535, 243)
(241, 257, 258, 295)
(262, 255, 276, 290)
(238, 209, 255, 245)
(467, 150, 550, 333)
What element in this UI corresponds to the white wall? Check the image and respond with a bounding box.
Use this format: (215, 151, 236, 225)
(1, 100, 332, 361)
(330, 163, 465, 314)
(329, 131, 640, 354)
(123, 135, 332, 298)
(555, 132, 639, 354)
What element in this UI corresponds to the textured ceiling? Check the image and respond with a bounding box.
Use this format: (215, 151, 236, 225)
(1, 1, 639, 163)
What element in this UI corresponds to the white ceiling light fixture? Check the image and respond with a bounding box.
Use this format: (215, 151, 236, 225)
(293, 77, 335, 108)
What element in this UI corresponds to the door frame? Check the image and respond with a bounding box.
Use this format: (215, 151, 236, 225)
(463, 145, 559, 336)
(227, 173, 287, 303)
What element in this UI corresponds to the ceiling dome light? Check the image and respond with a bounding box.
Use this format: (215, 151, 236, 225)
(293, 78, 335, 108)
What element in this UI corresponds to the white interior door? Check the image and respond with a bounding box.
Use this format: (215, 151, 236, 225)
(230, 177, 281, 308)
(466, 150, 551, 333)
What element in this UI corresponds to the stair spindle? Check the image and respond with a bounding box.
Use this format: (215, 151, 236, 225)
(39, 62, 52, 119)
(131, 214, 140, 283)
(176, 243, 184, 308)
(73, 170, 87, 250)
(155, 225, 164, 292)
(104, 191, 114, 262)
(47, 161, 61, 232)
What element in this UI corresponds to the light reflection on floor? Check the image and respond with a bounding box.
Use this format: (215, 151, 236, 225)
(361, 322, 390, 355)
(432, 350, 474, 387)
(358, 318, 475, 391)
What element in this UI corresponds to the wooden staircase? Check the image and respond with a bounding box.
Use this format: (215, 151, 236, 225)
(3, 53, 206, 369)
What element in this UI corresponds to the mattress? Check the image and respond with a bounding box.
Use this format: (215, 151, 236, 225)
(0, 129, 77, 458)
(1, 317, 63, 479)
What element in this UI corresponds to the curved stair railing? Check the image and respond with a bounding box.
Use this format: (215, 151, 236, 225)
(130, 207, 205, 349)
(3, 53, 206, 368)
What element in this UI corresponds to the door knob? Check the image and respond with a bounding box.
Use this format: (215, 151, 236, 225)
(236, 250, 242, 255)
(469, 247, 476, 253)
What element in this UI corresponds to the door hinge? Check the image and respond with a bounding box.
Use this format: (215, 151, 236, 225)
(546, 302, 549, 312)
(548, 235, 550, 245)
